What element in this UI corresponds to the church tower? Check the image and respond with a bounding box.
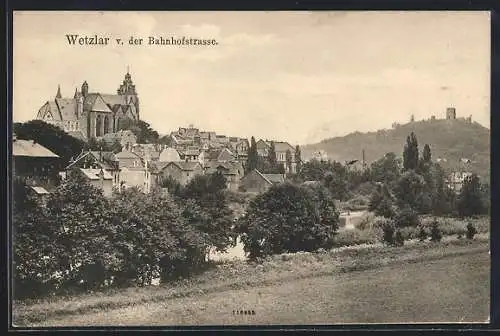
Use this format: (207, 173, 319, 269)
(55, 85, 62, 99)
(81, 81, 89, 97)
(117, 69, 140, 120)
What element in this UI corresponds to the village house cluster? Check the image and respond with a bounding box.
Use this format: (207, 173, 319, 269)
(13, 71, 300, 198)
(15, 72, 474, 199)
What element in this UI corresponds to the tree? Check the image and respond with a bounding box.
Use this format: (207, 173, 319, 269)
(119, 119, 159, 144)
(394, 170, 426, 210)
(181, 172, 234, 253)
(403, 132, 419, 171)
(369, 184, 395, 218)
(423, 144, 432, 163)
(108, 188, 186, 283)
(370, 152, 401, 188)
(246, 136, 258, 173)
(110, 139, 123, 153)
(429, 163, 455, 216)
(44, 170, 114, 290)
(285, 149, 292, 174)
(236, 183, 338, 259)
(295, 145, 302, 173)
(267, 141, 277, 169)
(14, 120, 86, 165)
(457, 174, 485, 217)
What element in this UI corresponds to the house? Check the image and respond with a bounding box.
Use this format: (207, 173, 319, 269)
(204, 161, 244, 191)
(234, 139, 249, 159)
(64, 150, 120, 194)
(205, 147, 236, 163)
(158, 147, 182, 162)
(12, 137, 61, 193)
(446, 171, 473, 193)
(130, 143, 161, 162)
(178, 148, 201, 162)
(100, 129, 137, 149)
(256, 139, 297, 173)
(114, 150, 156, 193)
(240, 169, 285, 194)
(74, 167, 114, 197)
(159, 161, 204, 186)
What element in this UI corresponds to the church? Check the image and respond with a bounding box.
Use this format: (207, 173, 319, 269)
(36, 71, 140, 141)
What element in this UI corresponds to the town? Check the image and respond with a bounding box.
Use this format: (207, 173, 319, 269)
(12, 71, 490, 326)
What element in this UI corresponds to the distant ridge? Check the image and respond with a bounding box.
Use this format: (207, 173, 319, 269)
(302, 118, 490, 182)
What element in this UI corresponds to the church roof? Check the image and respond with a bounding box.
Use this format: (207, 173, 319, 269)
(55, 98, 78, 120)
(100, 94, 127, 107)
(84, 94, 113, 113)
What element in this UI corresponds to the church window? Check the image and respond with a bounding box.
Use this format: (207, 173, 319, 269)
(104, 116, 110, 135)
(96, 115, 102, 137)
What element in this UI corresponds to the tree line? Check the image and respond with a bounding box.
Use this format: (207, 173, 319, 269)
(13, 171, 234, 299)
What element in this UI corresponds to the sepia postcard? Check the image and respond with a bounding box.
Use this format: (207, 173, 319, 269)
(11, 11, 491, 327)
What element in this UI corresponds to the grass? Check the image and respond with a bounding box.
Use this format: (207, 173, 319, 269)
(35, 250, 489, 325)
(13, 236, 489, 326)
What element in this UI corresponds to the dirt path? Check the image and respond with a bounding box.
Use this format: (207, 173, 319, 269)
(35, 250, 489, 326)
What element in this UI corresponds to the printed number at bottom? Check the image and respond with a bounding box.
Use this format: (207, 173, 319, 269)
(233, 310, 256, 315)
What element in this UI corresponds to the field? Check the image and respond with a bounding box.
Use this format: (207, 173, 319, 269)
(14, 236, 490, 326)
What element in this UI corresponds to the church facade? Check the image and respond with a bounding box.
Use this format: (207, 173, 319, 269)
(36, 72, 140, 141)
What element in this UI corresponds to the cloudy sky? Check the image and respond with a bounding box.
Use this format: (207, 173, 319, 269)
(13, 11, 490, 145)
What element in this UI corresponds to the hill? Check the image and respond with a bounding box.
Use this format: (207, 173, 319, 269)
(302, 118, 490, 182)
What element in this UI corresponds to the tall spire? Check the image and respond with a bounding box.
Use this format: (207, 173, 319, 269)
(56, 85, 62, 99)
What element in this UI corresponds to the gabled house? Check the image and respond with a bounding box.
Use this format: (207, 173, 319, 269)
(205, 147, 236, 163)
(158, 147, 182, 163)
(240, 169, 285, 194)
(204, 161, 244, 191)
(159, 161, 204, 186)
(446, 171, 473, 193)
(64, 150, 120, 196)
(12, 137, 61, 193)
(114, 150, 156, 193)
(256, 139, 297, 173)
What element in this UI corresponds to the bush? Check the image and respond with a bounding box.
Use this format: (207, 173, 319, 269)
(331, 228, 380, 248)
(393, 207, 420, 228)
(381, 221, 396, 246)
(394, 230, 404, 246)
(466, 222, 477, 240)
(430, 220, 443, 242)
(417, 225, 428, 241)
(353, 212, 375, 231)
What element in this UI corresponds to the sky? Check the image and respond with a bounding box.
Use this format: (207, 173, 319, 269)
(13, 11, 490, 145)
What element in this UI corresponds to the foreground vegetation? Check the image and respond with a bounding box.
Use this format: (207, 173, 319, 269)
(13, 123, 490, 301)
(13, 237, 489, 326)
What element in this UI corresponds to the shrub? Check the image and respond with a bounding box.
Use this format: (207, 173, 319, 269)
(381, 220, 396, 246)
(394, 230, 404, 246)
(353, 212, 375, 231)
(430, 220, 443, 242)
(466, 222, 477, 240)
(417, 225, 428, 241)
(331, 228, 380, 248)
(393, 207, 420, 228)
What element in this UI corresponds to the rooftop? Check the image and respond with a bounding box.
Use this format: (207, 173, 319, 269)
(13, 139, 59, 158)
